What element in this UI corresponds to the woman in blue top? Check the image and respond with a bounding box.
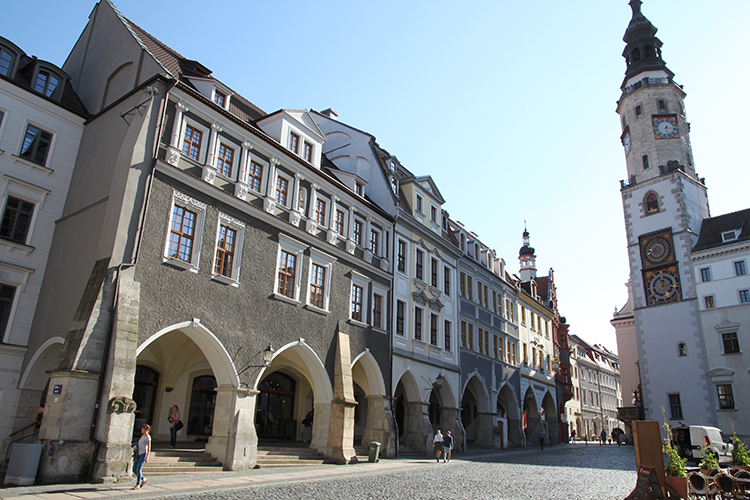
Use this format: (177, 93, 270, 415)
(133, 424, 151, 489)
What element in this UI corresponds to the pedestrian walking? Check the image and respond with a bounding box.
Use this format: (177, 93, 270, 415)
(433, 429, 444, 462)
(600, 429, 607, 446)
(570, 429, 576, 442)
(539, 429, 547, 450)
(301, 411, 313, 443)
(132, 424, 151, 489)
(167, 405, 181, 448)
(442, 431, 453, 462)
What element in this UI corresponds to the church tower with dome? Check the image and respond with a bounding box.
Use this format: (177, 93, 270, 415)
(519, 225, 537, 282)
(616, 0, 715, 425)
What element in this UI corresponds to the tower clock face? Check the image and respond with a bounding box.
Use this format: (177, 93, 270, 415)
(644, 236, 670, 265)
(652, 115, 679, 139)
(647, 269, 680, 303)
(623, 131, 632, 156)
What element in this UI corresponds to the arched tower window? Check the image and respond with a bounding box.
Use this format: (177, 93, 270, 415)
(645, 192, 659, 214)
(632, 47, 641, 62)
(644, 44, 654, 58)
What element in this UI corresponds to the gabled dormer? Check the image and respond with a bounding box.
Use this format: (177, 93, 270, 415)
(30, 61, 67, 101)
(184, 75, 233, 111)
(257, 109, 326, 169)
(327, 170, 368, 198)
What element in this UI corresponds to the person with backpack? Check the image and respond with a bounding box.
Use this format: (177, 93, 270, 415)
(442, 430, 453, 462)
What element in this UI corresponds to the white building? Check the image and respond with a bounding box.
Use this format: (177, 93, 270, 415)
(0, 36, 87, 452)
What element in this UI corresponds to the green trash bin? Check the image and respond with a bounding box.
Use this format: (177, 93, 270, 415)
(368, 441, 381, 462)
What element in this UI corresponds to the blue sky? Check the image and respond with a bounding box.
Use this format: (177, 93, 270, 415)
(2, 0, 749, 351)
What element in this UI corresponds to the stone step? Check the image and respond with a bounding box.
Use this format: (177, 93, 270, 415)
(142, 465, 225, 475)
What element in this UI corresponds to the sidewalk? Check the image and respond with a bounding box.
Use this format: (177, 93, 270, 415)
(0, 443, 564, 499)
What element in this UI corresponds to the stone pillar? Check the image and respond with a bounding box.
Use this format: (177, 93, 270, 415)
(474, 411, 496, 449)
(404, 401, 432, 454)
(263, 157, 279, 213)
(361, 396, 395, 458)
(167, 100, 188, 166)
(206, 386, 258, 470)
(327, 330, 357, 464)
(526, 417, 544, 448)
(234, 141, 252, 200)
(306, 183, 319, 234)
(202, 122, 222, 184)
(90, 266, 140, 482)
(310, 402, 331, 453)
(441, 405, 463, 453)
(326, 196, 339, 244)
(290, 173, 303, 227)
(507, 417, 525, 448)
(346, 207, 356, 254)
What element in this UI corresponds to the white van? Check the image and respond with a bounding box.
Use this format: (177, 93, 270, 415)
(671, 425, 734, 464)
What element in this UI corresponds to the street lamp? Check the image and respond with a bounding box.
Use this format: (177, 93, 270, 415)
(236, 343, 275, 376)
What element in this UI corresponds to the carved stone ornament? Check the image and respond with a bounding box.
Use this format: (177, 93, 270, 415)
(234, 183, 248, 200)
(307, 220, 318, 234)
(327, 230, 337, 244)
(290, 210, 301, 227)
(264, 197, 276, 214)
(167, 147, 181, 166)
(380, 258, 389, 271)
(346, 240, 356, 254)
(107, 396, 137, 414)
(364, 249, 373, 263)
(202, 166, 216, 183)
(174, 190, 207, 210)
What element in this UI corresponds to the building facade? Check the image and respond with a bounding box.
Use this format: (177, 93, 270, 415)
(0, 36, 87, 456)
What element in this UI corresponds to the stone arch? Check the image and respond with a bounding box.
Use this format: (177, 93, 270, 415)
(523, 387, 541, 447)
(352, 350, 393, 454)
(138, 320, 239, 388)
(19, 337, 65, 390)
(461, 372, 493, 447)
(497, 382, 523, 448)
(644, 190, 659, 214)
(394, 370, 431, 453)
(541, 390, 558, 445)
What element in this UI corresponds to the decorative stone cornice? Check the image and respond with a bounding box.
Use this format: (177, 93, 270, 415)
(107, 396, 137, 414)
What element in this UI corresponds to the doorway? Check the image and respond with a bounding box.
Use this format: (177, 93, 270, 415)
(133, 365, 159, 438)
(187, 375, 216, 436)
(256, 372, 296, 440)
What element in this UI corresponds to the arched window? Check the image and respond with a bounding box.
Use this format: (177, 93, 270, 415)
(645, 192, 659, 214)
(644, 45, 655, 58)
(632, 48, 641, 62)
(0, 40, 22, 78)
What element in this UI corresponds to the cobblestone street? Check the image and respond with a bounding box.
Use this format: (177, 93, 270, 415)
(1, 442, 637, 500)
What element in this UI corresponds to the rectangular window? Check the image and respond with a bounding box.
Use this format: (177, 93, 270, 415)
(315, 198, 327, 225)
(717, 384, 735, 410)
(444, 267, 451, 296)
(416, 195, 423, 213)
(355, 182, 364, 197)
(414, 307, 423, 341)
(460, 272, 466, 297)
(216, 143, 234, 177)
(0, 284, 16, 338)
(396, 300, 405, 336)
(430, 314, 439, 346)
(444, 320, 452, 352)
(468, 324, 474, 350)
(397, 240, 406, 273)
(668, 393, 683, 420)
(484, 330, 489, 356)
(303, 141, 313, 162)
(168, 205, 197, 262)
(288, 132, 300, 154)
(351, 284, 363, 322)
(278, 250, 297, 298)
(370, 230, 379, 255)
(642, 154, 650, 170)
(430, 205, 437, 221)
(461, 321, 467, 348)
(741, 290, 750, 304)
(483, 284, 489, 309)
(735, 261, 747, 276)
(431, 258, 438, 288)
(511, 343, 517, 365)
(0, 49, 13, 76)
(276, 176, 289, 206)
(372, 293, 383, 329)
(214, 225, 236, 278)
(700, 267, 711, 282)
(477, 329, 484, 355)
(467, 276, 473, 300)
(704, 296, 715, 309)
(722, 332, 740, 354)
(354, 220, 363, 246)
(20, 124, 53, 166)
(723, 231, 738, 242)
(416, 249, 424, 281)
(214, 91, 226, 107)
(0, 197, 35, 244)
(182, 125, 202, 161)
(309, 263, 326, 309)
(335, 210, 345, 235)
(248, 160, 263, 192)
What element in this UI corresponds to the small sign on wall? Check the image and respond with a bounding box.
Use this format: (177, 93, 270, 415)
(52, 384, 62, 395)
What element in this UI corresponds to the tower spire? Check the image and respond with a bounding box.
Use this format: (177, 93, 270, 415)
(519, 224, 536, 281)
(621, 0, 673, 90)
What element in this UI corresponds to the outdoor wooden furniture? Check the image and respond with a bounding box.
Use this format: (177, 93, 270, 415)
(688, 472, 718, 500)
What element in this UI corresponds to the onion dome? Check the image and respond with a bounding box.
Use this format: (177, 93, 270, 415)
(621, 0, 673, 89)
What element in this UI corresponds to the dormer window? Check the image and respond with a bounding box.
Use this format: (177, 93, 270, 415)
(416, 194, 423, 213)
(303, 141, 313, 162)
(34, 69, 60, 98)
(355, 182, 364, 197)
(213, 90, 227, 108)
(722, 230, 739, 243)
(288, 132, 300, 154)
(0, 46, 16, 77)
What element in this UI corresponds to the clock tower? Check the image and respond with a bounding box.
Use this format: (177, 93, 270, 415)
(616, 0, 715, 425)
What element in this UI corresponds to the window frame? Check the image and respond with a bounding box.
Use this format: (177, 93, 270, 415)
(700, 267, 711, 282)
(740, 289, 750, 304)
(305, 247, 336, 313)
(334, 209, 346, 236)
(444, 320, 452, 352)
(349, 271, 370, 325)
(414, 306, 424, 342)
(722, 332, 740, 354)
(215, 142, 236, 178)
(704, 295, 715, 309)
(370, 228, 380, 256)
(443, 266, 451, 296)
(370, 283, 388, 331)
(32, 66, 63, 99)
(717, 384, 735, 410)
(211, 212, 245, 286)
(315, 197, 327, 226)
(734, 260, 747, 277)
(274, 233, 307, 303)
(430, 257, 439, 288)
(18, 122, 54, 168)
(275, 173, 291, 207)
(181, 121, 206, 163)
(415, 249, 424, 281)
(303, 141, 313, 162)
(248, 159, 264, 193)
(164, 191, 207, 272)
(396, 300, 406, 336)
(0, 45, 18, 78)
(397, 239, 407, 273)
(430, 313, 439, 346)
(668, 393, 683, 420)
(288, 131, 300, 154)
(353, 219, 363, 247)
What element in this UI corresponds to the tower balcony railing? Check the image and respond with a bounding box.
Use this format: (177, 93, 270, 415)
(621, 76, 679, 97)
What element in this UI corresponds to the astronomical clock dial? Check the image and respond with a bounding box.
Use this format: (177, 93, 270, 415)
(652, 115, 679, 139)
(646, 267, 680, 305)
(640, 230, 675, 269)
